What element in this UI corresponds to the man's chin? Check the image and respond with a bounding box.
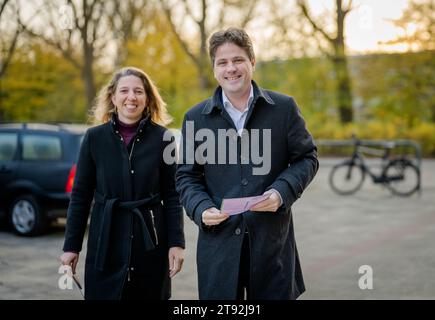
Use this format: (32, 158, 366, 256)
(223, 85, 242, 94)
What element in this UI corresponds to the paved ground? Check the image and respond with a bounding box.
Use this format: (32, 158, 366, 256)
(1, 158, 434, 300)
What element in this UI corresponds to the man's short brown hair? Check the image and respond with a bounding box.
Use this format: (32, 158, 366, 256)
(208, 27, 255, 65)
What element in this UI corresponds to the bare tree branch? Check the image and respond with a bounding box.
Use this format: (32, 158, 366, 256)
(240, 0, 257, 28)
(160, 0, 258, 89)
(161, 1, 198, 65)
(0, 0, 10, 18)
(107, 0, 152, 67)
(343, 0, 353, 15)
(295, 0, 355, 123)
(0, 26, 19, 77)
(67, 0, 80, 31)
(0, 1, 38, 77)
(297, 0, 334, 44)
(181, 0, 200, 25)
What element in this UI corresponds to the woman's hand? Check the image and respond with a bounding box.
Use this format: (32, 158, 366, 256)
(60, 251, 79, 274)
(168, 246, 184, 278)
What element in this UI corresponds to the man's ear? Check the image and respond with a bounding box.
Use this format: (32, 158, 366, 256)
(252, 59, 256, 71)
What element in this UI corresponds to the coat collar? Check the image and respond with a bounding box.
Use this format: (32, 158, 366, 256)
(109, 113, 150, 133)
(201, 80, 275, 115)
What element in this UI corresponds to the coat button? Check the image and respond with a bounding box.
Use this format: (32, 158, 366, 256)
(136, 138, 140, 141)
(235, 228, 241, 235)
(131, 170, 134, 174)
(241, 178, 248, 186)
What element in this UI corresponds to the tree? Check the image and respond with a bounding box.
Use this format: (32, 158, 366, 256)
(21, 0, 110, 110)
(123, 9, 201, 126)
(0, 0, 24, 78)
(21, 0, 153, 111)
(264, 0, 325, 59)
(107, 0, 155, 68)
(383, 0, 435, 51)
(351, 51, 435, 126)
(1, 43, 86, 122)
(382, 0, 435, 121)
(296, 0, 354, 123)
(160, 0, 258, 91)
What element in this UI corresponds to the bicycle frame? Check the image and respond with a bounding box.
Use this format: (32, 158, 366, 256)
(347, 141, 394, 185)
(329, 138, 420, 196)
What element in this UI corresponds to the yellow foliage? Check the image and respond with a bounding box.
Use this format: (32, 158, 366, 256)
(311, 120, 435, 156)
(405, 122, 435, 155)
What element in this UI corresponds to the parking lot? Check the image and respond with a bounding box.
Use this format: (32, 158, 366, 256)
(1, 158, 435, 300)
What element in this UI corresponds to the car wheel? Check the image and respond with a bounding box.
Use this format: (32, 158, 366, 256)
(9, 195, 48, 236)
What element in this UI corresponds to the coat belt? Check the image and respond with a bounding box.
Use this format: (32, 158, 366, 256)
(93, 191, 161, 271)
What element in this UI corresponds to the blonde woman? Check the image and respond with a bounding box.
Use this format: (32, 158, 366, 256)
(60, 67, 185, 300)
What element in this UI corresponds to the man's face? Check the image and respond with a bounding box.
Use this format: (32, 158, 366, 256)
(213, 42, 255, 97)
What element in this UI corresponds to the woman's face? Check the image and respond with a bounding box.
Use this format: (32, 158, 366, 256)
(111, 75, 147, 124)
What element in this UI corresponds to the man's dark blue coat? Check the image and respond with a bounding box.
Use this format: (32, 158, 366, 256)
(176, 81, 319, 300)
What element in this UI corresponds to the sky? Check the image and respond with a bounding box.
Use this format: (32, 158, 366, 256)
(14, 0, 415, 59)
(245, 0, 414, 59)
(310, 0, 411, 53)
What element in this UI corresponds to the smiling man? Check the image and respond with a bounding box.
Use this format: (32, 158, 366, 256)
(176, 28, 318, 300)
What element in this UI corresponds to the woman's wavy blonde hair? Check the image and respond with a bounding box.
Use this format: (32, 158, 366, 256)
(91, 67, 172, 126)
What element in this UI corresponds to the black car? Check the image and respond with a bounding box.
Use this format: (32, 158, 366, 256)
(0, 123, 87, 236)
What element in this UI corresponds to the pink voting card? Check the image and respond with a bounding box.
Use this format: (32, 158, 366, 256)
(220, 194, 271, 215)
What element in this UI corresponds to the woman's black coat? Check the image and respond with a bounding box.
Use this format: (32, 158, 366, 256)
(63, 116, 184, 300)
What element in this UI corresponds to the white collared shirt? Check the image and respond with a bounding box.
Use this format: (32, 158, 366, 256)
(222, 85, 254, 136)
(221, 85, 283, 207)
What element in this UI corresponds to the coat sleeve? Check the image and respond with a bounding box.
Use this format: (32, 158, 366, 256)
(160, 131, 185, 249)
(267, 97, 319, 210)
(63, 129, 96, 252)
(175, 113, 215, 230)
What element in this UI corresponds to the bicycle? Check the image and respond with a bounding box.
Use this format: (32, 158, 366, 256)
(329, 138, 420, 196)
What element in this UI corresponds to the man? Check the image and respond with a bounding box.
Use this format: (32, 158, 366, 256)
(176, 28, 318, 300)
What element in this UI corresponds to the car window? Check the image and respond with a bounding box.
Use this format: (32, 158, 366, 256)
(0, 133, 18, 161)
(22, 134, 62, 161)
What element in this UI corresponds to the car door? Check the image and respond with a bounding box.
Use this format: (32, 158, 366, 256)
(0, 131, 20, 209)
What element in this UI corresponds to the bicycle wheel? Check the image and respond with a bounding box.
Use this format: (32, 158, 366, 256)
(384, 159, 420, 196)
(329, 162, 365, 195)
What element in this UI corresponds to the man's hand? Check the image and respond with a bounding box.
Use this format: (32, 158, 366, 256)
(202, 207, 229, 226)
(168, 246, 184, 278)
(250, 190, 282, 213)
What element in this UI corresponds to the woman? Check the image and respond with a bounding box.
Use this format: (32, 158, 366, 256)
(60, 67, 185, 300)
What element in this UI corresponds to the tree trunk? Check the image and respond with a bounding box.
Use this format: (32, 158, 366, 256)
(334, 0, 353, 123)
(332, 55, 353, 123)
(297, 0, 354, 123)
(82, 46, 96, 110)
(198, 71, 213, 90)
(197, 55, 213, 90)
